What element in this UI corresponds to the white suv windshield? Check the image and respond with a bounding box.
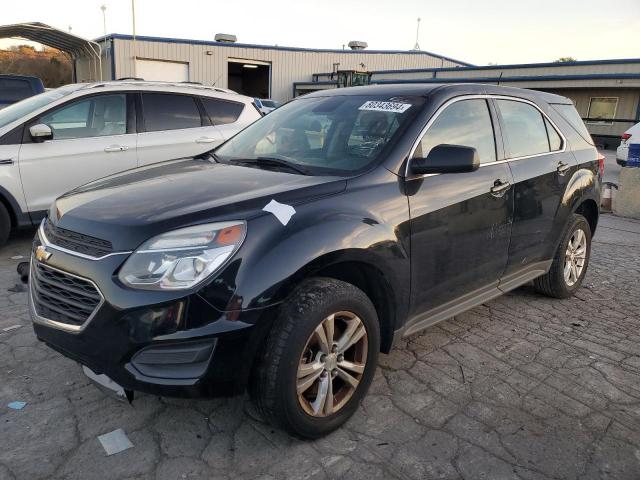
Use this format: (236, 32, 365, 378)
(0, 85, 83, 130)
(215, 94, 425, 175)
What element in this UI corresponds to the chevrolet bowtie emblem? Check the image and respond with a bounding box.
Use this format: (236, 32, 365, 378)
(35, 245, 52, 262)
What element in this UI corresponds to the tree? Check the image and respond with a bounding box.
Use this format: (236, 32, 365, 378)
(0, 45, 72, 87)
(554, 57, 577, 63)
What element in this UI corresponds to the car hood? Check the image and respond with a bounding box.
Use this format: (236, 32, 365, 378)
(51, 158, 346, 251)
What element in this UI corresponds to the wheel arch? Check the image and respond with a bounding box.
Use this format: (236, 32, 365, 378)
(573, 198, 599, 236)
(275, 250, 404, 354)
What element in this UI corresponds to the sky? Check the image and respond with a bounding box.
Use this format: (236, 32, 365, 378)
(1, 0, 639, 66)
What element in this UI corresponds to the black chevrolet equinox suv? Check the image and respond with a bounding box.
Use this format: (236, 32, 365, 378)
(30, 84, 602, 438)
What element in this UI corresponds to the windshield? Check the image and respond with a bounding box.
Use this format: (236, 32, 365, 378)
(0, 85, 83, 130)
(215, 94, 425, 175)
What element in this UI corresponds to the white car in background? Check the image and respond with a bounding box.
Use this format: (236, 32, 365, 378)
(254, 98, 281, 115)
(616, 121, 640, 167)
(0, 80, 261, 246)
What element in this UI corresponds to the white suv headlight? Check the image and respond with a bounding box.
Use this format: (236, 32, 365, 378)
(118, 222, 246, 290)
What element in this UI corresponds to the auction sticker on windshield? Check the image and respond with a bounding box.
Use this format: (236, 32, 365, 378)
(358, 101, 412, 113)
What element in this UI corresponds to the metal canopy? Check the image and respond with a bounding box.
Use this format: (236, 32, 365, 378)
(0, 22, 102, 81)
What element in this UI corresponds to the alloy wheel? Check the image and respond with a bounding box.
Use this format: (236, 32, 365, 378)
(564, 228, 587, 287)
(296, 311, 368, 417)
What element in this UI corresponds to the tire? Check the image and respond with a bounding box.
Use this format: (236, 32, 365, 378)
(534, 213, 591, 299)
(250, 277, 380, 439)
(0, 202, 11, 248)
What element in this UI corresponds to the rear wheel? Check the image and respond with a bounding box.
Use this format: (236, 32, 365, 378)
(0, 203, 11, 248)
(534, 213, 591, 298)
(250, 278, 379, 438)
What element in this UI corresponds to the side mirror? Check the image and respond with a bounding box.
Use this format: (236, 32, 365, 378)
(410, 144, 480, 175)
(29, 123, 53, 142)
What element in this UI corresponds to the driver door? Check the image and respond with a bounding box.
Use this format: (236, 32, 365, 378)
(406, 98, 514, 327)
(18, 93, 137, 213)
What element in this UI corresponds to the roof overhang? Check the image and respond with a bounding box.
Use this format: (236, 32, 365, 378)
(0, 22, 103, 80)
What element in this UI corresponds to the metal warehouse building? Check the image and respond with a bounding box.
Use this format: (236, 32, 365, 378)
(75, 33, 469, 102)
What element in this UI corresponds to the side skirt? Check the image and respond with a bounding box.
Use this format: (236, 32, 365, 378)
(398, 260, 552, 339)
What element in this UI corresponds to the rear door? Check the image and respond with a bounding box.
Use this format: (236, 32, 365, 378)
(136, 93, 223, 167)
(407, 97, 514, 323)
(494, 98, 576, 279)
(18, 93, 137, 213)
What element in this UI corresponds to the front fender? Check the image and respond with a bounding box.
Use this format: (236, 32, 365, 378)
(197, 187, 411, 318)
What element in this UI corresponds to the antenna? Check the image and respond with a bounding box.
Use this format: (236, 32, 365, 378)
(413, 17, 421, 50)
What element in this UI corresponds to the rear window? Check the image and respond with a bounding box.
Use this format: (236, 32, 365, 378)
(551, 103, 594, 145)
(0, 78, 34, 102)
(141, 93, 202, 132)
(201, 97, 244, 125)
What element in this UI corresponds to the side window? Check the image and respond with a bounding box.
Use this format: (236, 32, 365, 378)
(496, 100, 550, 158)
(201, 98, 244, 125)
(39, 94, 127, 140)
(544, 118, 562, 151)
(141, 94, 202, 132)
(415, 99, 496, 163)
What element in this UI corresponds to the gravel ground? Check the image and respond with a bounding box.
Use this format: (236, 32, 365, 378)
(1, 213, 639, 480)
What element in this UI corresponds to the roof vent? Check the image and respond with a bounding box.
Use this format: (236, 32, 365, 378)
(215, 33, 237, 43)
(348, 41, 368, 50)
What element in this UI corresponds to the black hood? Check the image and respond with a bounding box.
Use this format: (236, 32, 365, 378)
(51, 159, 346, 250)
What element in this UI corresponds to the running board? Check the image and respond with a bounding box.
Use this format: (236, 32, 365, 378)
(400, 260, 552, 339)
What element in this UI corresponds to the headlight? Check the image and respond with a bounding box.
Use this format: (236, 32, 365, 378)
(118, 222, 246, 290)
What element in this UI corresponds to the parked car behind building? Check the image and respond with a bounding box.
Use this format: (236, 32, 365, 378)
(0, 80, 261, 246)
(29, 83, 602, 438)
(0, 74, 44, 109)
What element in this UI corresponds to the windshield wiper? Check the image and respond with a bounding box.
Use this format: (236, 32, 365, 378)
(234, 156, 311, 175)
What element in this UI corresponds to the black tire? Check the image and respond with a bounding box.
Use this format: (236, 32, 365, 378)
(534, 213, 592, 299)
(250, 277, 380, 439)
(0, 202, 11, 248)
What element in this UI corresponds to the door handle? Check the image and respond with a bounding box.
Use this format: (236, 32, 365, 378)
(195, 137, 218, 144)
(490, 179, 511, 197)
(104, 145, 128, 152)
(557, 161, 570, 176)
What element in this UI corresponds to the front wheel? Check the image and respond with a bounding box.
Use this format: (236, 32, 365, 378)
(534, 213, 592, 298)
(250, 278, 380, 439)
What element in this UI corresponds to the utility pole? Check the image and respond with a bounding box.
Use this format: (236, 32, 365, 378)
(100, 4, 107, 39)
(413, 17, 421, 50)
(131, 0, 137, 77)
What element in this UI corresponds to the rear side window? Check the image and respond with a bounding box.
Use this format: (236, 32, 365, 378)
(141, 94, 202, 132)
(201, 97, 244, 125)
(0, 78, 33, 102)
(551, 103, 594, 145)
(497, 100, 549, 158)
(415, 99, 496, 163)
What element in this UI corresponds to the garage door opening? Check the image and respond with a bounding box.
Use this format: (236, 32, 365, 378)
(135, 59, 189, 82)
(228, 60, 270, 98)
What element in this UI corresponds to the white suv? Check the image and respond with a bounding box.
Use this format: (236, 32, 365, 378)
(0, 81, 261, 246)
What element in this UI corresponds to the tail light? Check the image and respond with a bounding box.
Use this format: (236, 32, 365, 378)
(597, 153, 605, 177)
(621, 133, 632, 141)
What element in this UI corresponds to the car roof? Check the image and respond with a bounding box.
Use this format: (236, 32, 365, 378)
(68, 80, 254, 103)
(302, 83, 572, 105)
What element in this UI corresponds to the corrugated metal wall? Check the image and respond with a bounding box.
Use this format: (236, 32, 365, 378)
(110, 38, 464, 101)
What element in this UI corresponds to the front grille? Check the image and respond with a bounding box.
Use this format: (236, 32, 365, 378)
(44, 219, 113, 258)
(31, 262, 102, 328)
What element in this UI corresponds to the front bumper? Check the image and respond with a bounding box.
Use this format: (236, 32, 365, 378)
(29, 229, 276, 398)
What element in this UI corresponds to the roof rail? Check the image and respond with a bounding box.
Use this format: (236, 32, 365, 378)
(84, 80, 238, 94)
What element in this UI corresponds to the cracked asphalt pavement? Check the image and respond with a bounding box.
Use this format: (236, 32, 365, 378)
(1, 213, 640, 480)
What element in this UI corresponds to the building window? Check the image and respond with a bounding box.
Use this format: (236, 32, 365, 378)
(587, 97, 618, 125)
